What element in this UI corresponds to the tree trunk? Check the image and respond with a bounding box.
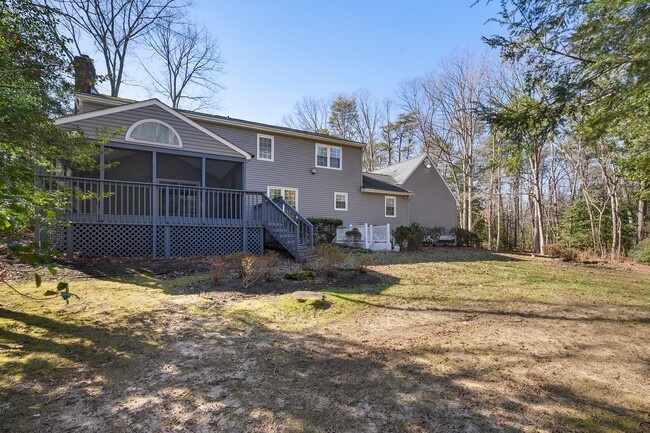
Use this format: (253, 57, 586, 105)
(529, 154, 545, 255)
(638, 185, 647, 244)
(496, 174, 502, 250)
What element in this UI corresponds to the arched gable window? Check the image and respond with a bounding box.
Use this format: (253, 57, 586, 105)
(126, 119, 182, 147)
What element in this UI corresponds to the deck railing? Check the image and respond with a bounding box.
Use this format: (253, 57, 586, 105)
(272, 196, 314, 248)
(41, 175, 310, 259)
(41, 176, 267, 227)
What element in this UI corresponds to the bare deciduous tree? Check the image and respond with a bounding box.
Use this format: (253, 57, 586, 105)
(354, 90, 384, 171)
(143, 21, 224, 110)
(53, 0, 187, 96)
(282, 96, 330, 134)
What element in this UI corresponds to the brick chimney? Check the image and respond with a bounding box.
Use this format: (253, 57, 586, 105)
(73, 55, 98, 94)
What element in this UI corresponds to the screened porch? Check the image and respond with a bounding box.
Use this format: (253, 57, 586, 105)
(52, 145, 259, 227)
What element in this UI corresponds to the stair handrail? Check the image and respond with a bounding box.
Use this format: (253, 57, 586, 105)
(271, 196, 314, 247)
(261, 195, 300, 258)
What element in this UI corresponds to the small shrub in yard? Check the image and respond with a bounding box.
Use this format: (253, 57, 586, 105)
(262, 251, 279, 281)
(545, 243, 579, 262)
(345, 227, 362, 245)
(630, 238, 650, 264)
(211, 257, 228, 285)
(313, 244, 346, 276)
(307, 217, 343, 244)
(240, 255, 261, 289)
(545, 243, 564, 258)
(227, 252, 253, 277)
(394, 223, 426, 251)
(560, 247, 579, 262)
(423, 226, 444, 246)
(451, 227, 481, 247)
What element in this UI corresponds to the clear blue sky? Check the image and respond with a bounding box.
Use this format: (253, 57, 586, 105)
(115, 0, 503, 125)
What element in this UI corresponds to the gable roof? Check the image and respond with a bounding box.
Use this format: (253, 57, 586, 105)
(55, 98, 252, 160)
(76, 93, 366, 148)
(371, 154, 458, 203)
(362, 173, 413, 195)
(371, 154, 429, 184)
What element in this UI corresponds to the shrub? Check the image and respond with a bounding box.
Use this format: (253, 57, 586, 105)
(560, 247, 579, 262)
(313, 244, 346, 276)
(545, 243, 579, 262)
(211, 257, 228, 285)
(262, 251, 279, 281)
(345, 227, 362, 245)
(393, 223, 426, 251)
(545, 243, 564, 258)
(307, 217, 343, 244)
(240, 255, 261, 289)
(227, 252, 253, 277)
(394, 225, 411, 251)
(423, 226, 444, 246)
(451, 227, 481, 247)
(630, 238, 650, 264)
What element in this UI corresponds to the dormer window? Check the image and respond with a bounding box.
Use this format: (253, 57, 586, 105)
(126, 119, 181, 147)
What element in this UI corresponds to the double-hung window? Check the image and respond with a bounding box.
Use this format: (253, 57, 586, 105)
(315, 144, 342, 169)
(268, 186, 298, 209)
(334, 192, 348, 211)
(257, 134, 274, 161)
(385, 196, 396, 218)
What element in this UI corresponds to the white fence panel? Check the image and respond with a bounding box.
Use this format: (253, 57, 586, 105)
(335, 223, 392, 251)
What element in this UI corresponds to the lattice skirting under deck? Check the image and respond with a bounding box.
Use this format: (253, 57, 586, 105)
(40, 223, 264, 258)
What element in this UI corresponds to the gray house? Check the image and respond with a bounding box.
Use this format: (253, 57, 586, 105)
(44, 92, 456, 260)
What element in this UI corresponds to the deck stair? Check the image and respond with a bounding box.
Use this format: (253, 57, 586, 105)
(258, 196, 314, 261)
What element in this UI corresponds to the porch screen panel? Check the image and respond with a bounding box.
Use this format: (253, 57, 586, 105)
(156, 154, 202, 222)
(104, 148, 153, 222)
(104, 148, 152, 182)
(205, 160, 242, 189)
(206, 159, 243, 222)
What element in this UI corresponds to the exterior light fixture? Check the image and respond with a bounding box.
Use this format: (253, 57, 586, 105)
(311, 167, 318, 175)
(424, 159, 432, 169)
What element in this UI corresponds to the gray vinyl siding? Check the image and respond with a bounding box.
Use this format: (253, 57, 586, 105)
(196, 121, 396, 226)
(62, 105, 244, 159)
(356, 193, 410, 228)
(64, 99, 455, 232)
(402, 164, 457, 232)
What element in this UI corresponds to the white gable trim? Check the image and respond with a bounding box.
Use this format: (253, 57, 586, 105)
(54, 99, 252, 160)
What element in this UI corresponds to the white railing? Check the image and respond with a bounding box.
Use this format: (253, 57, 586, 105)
(335, 223, 392, 251)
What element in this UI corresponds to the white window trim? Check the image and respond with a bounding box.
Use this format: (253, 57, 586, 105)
(125, 119, 182, 148)
(334, 192, 348, 211)
(267, 186, 299, 210)
(385, 195, 396, 218)
(257, 133, 274, 162)
(315, 143, 342, 170)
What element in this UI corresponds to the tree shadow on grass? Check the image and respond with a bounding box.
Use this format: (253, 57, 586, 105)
(370, 247, 524, 265)
(0, 306, 169, 431)
(325, 294, 650, 325)
(1, 304, 648, 432)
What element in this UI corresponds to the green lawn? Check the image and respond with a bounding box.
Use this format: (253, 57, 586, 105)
(1, 249, 649, 432)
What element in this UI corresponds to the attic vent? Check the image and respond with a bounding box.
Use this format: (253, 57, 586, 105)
(126, 119, 182, 147)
